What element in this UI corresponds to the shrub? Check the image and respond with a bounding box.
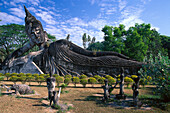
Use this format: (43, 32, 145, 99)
(116, 75, 120, 81)
(139, 53, 170, 102)
(32, 73, 39, 80)
(18, 73, 25, 77)
(80, 74, 87, 79)
(5, 73, 11, 80)
(53, 74, 59, 77)
(131, 75, 138, 78)
(124, 76, 133, 88)
(80, 78, 88, 87)
(93, 75, 101, 81)
(139, 78, 148, 88)
(0, 73, 4, 76)
(64, 75, 72, 79)
(105, 75, 112, 79)
(9, 75, 18, 84)
(44, 74, 50, 79)
(60, 83, 68, 92)
(27, 74, 34, 85)
(37, 75, 45, 85)
(18, 75, 27, 84)
(108, 77, 116, 86)
(56, 76, 64, 87)
(98, 77, 105, 85)
(64, 78, 71, 85)
(72, 77, 80, 87)
(88, 77, 97, 87)
(0, 76, 5, 81)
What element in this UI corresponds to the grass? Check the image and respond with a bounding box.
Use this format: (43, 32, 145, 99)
(0, 81, 169, 113)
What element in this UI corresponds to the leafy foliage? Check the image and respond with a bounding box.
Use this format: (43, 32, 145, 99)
(72, 77, 80, 87)
(64, 78, 71, 85)
(139, 53, 170, 101)
(80, 78, 88, 87)
(88, 77, 97, 87)
(124, 76, 133, 88)
(79, 74, 87, 79)
(56, 76, 64, 87)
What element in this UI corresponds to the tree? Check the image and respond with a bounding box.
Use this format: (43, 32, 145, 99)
(66, 34, 70, 41)
(82, 33, 87, 49)
(64, 78, 71, 85)
(124, 26, 148, 61)
(72, 77, 80, 87)
(9, 75, 18, 84)
(18, 73, 26, 84)
(5, 73, 11, 80)
(0, 24, 28, 61)
(102, 24, 125, 53)
(98, 77, 105, 85)
(79, 74, 87, 79)
(88, 77, 97, 87)
(47, 33, 56, 42)
(87, 42, 104, 51)
(124, 76, 133, 88)
(80, 78, 88, 87)
(139, 53, 170, 101)
(56, 76, 64, 87)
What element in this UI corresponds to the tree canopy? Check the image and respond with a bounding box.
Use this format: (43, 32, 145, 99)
(0, 24, 56, 62)
(87, 23, 169, 61)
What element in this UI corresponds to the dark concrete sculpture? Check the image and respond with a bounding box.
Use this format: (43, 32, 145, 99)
(10, 84, 34, 95)
(102, 79, 111, 101)
(0, 6, 143, 76)
(47, 77, 56, 100)
(132, 75, 140, 107)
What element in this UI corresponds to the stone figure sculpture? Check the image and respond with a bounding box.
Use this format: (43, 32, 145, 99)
(102, 79, 111, 101)
(47, 77, 56, 100)
(132, 75, 140, 107)
(0, 6, 143, 76)
(10, 84, 34, 95)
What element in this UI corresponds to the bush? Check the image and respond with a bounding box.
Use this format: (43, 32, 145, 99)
(108, 77, 116, 86)
(124, 76, 133, 88)
(116, 75, 120, 81)
(18, 73, 27, 84)
(27, 74, 34, 85)
(60, 83, 68, 92)
(131, 75, 138, 78)
(80, 78, 88, 87)
(5, 73, 11, 80)
(32, 73, 39, 79)
(88, 77, 97, 87)
(9, 75, 18, 84)
(37, 75, 45, 85)
(0, 76, 5, 81)
(139, 53, 170, 102)
(93, 75, 101, 81)
(64, 75, 72, 79)
(53, 74, 59, 77)
(98, 77, 105, 85)
(56, 76, 64, 87)
(105, 75, 112, 79)
(80, 74, 87, 79)
(0, 73, 4, 76)
(72, 77, 80, 87)
(139, 78, 148, 88)
(64, 78, 71, 85)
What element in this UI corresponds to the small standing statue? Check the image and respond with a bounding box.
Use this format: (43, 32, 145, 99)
(47, 74, 56, 100)
(50, 87, 61, 106)
(102, 79, 112, 102)
(132, 74, 140, 107)
(116, 67, 126, 99)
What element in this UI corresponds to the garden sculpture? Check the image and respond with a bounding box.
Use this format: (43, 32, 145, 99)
(0, 6, 143, 77)
(47, 77, 56, 100)
(132, 75, 140, 107)
(102, 79, 112, 101)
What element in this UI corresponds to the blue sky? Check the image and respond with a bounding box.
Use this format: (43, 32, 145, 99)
(0, 0, 170, 47)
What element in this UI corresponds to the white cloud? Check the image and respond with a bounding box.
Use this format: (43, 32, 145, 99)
(0, 12, 23, 25)
(36, 11, 58, 25)
(88, 19, 108, 30)
(118, 0, 127, 11)
(66, 17, 88, 27)
(28, 0, 40, 6)
(9, 5, 25, 18)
